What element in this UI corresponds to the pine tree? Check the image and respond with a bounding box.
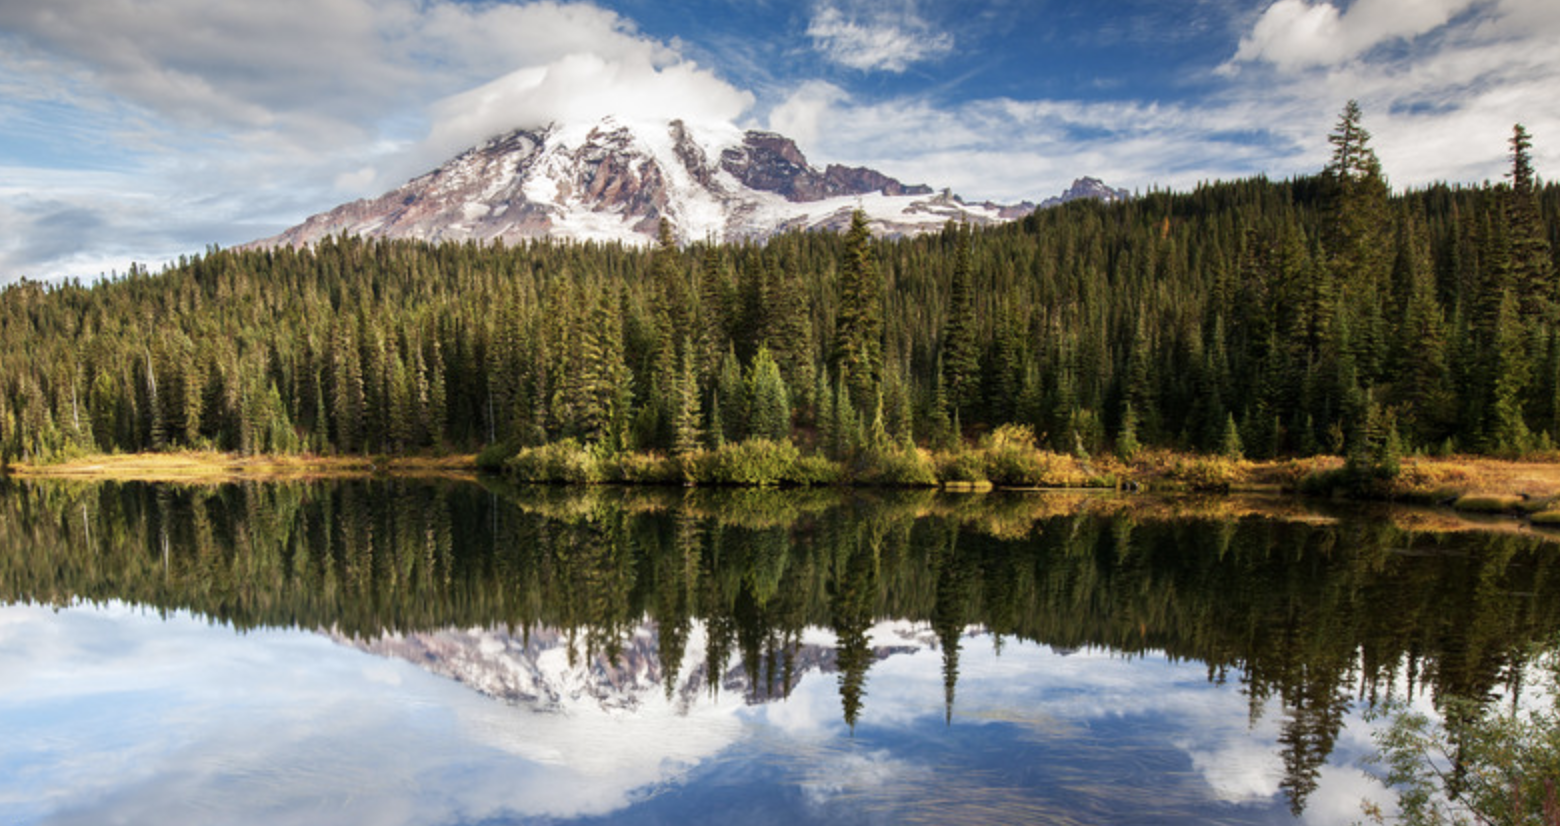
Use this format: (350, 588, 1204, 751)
(1506, 124, 1555, 325)
(716, 346, 746, 444)
(1489, 289, 1532, 453)
(1323, 101, 1390, 381)
(746, 346, 792, 442)
(942, 223, 981, 417)
(672, 342, 703, 458)
(1221, 412, 1244, 460)
(1117, 401, 1141, 461)
(578, 284, 632, 449)
(833, 210, 883, 413)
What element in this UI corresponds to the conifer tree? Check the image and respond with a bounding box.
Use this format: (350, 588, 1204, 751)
(1506, 124, 1555, 324)
(671, 342, 703, 458)
(942, 223, 981, 417)
(746, 346, 791, 442)
(1323, 101, 1390, 380)
(834, 210, 883, 412)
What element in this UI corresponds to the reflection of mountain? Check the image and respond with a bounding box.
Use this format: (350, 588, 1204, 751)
(334, 621, 925, 714)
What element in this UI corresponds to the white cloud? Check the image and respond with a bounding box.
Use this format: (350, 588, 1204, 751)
(768, 81, 851, 149)
(806, 1, 953, 72)
(414, 51, 752, 180)
(1227, 0, 1480, 71)
(762, 89, 1286, 204)
(0, 0, 750, 284)
(774, 0, 1560, 206)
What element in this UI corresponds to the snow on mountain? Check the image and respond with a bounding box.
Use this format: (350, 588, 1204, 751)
(252, 116, 1122, 249)
(333, 619, 937, 716)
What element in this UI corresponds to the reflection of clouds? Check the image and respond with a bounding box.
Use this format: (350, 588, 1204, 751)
(757, 627, 1396, 820)
(0, 603, 750, 826)
(1182, 736, 1283, 803)
(800, 748, 923, 808)
(2, 603, 1407, 825)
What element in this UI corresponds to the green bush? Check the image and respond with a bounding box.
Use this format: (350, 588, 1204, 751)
(507, 439, 606, 484)
(862, 447, 937, 487)
(475, 440, 520, 471)
(788, 454, 844, 486)
(982, 444, 1048, 486)
(935, 450, 988, 483)
(982, 423, 1037, 451)
(610, 452, 682, 484)
(1364, 644, 1560, 826)
(1172, 456, 1240, 492)
(694, 438, 801, 487)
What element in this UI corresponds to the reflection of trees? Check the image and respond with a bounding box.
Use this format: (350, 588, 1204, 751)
(3, 479, 1559, 814)
(931, 521, 975, 725)
(829, 517, 879, 733)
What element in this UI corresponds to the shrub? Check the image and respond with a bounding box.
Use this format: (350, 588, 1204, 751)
(1363, 644, 1560, 826)
(935, 449, 988, 484)
(862, 447, 938, 487)
(611, 452, 682, 484)
(1173, 456, 1241, 492)
(982, 423, 1037, 451)
(507, 439, 606, 484)
(983, 444, 1047, 486)
(788, 453, 844, 486)
(475, 440, 520, 471)
(694, 438, 801, 486)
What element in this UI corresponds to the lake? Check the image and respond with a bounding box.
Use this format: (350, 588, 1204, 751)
(2, 478, 1556, 825)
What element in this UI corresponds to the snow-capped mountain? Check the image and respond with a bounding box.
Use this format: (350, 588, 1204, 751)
(333, 620, 931, 715)
(252, 117, 1121, 249)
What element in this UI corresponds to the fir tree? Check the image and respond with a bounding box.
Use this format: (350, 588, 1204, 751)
(746, 346, 792, 442)
(942, 223, 981, 417)
(834, 210, 883, 413)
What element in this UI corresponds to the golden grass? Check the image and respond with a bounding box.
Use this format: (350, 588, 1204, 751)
(1529, 510, 1560, 526)
(1452, 493, 1526, 514)
(4, 450, 478, 484)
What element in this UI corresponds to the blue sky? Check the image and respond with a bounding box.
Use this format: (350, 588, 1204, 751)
(2, 0, 1557, 283)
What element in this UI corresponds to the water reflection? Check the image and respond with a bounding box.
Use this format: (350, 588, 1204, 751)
(1, 478, 1557, 824)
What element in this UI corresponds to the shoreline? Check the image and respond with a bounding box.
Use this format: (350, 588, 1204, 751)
(1, 451, 479, 484)
(6, 449, 1560, 509)
(6, 449, 1560, 539)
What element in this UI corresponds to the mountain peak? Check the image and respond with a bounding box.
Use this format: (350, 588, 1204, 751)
(250, 116, 1126, 250)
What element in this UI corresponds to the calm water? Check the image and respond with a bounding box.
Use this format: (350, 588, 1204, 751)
(1, 479, 1556, 825)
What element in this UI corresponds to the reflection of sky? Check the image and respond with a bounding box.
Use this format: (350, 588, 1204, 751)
(0, 603, 1394, 825)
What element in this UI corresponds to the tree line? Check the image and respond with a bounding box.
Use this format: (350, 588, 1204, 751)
(1, 105, 1555, 468)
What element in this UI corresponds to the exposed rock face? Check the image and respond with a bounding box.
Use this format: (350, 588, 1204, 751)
(250, 117, 1128, 250)
(1039, 176, 1132, 209)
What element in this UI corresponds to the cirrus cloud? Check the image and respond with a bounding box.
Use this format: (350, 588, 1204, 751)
(805, 1, 953, 73)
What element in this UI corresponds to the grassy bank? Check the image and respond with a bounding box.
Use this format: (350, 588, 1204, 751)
(2, 451, 478, 483)
(8, 442, 1560, 526)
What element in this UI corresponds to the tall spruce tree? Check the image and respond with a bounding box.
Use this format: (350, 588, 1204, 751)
(942, 223, 981, 419)
(1506, 124, 1555, 325)
(834, 210, 884, 414)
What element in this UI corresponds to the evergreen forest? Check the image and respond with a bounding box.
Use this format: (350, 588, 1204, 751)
(2, 107, 1557, 478)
